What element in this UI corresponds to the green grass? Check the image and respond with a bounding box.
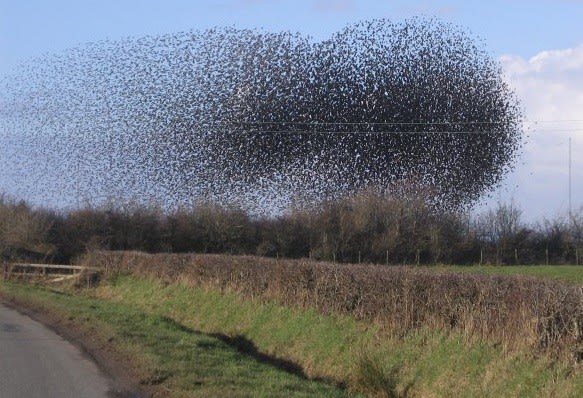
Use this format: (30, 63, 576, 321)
(97, 276, 376, 385)
(434, 265, 583, 284)
(0, 281, 352, 398)
(3, 276, 583, 397)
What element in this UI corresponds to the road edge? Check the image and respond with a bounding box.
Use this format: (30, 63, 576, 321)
(0, 289, 151, 398)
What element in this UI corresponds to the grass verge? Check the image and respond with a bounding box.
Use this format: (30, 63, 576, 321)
(2, 275, 583, 397)
(0, 280, 353, 398)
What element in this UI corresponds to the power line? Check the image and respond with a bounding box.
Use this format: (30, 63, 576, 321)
(185, 119, 583, 134)
(234, 121, 509, 126)
(528, 129, 583, 133)
(174, 132, 583, 138)
(531, 119, 583, 123)
(230, 130, 508, 135)
(194, 119, 583, 126)
(239, 119, 583, 125)
(215, 128, 583, 134)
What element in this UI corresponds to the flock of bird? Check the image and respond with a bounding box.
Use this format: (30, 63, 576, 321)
(0, 18, 522, 213)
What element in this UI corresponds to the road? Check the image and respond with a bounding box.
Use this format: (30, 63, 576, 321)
(0, 303, 116, 398)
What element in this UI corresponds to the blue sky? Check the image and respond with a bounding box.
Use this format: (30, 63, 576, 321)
(1, 0, 582, 73)
(1, 0, 582, 222)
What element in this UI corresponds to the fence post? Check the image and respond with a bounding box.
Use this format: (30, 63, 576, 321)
(545, 247, 549, 266)
(386, 250, 389, 266)
(358, 251, 361, 264)
(514, 248, 518, 264)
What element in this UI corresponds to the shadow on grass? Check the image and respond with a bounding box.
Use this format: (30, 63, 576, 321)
(211, 333, 307, 378)
(156, 315, 341, 386)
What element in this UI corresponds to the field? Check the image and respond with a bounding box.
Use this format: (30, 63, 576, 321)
(435, 265, 583, 285)
(2, 253, 583, 397)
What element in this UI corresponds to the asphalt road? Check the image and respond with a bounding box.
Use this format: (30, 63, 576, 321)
(0, 303, 115, 398)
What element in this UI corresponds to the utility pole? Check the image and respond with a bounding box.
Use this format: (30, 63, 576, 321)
(568, 136, 576, 266)
(569, 136, 572, 221)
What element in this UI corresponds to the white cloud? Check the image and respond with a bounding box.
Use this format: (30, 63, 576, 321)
(485, 43, 583, 222)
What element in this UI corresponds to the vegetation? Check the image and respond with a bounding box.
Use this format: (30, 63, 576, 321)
(2, 191, 582, 395)
(1, 192, 582, 266)
(2, 273, 583, 397)
(0, 194, 55, 261)
(0, 281, 353, 398)
(435, 265, 583, 285)
(80, 251, 583, 364)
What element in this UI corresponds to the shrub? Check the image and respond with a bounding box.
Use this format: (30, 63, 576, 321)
(0, 195, 56, 262)
(83, 250, 583, 362)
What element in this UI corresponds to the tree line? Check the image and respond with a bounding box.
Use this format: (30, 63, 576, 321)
(1, 192, 581, 265)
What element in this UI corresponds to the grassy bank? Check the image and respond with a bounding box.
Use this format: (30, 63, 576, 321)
(0, 280, 353, 398)
(3, 276, 583, 397)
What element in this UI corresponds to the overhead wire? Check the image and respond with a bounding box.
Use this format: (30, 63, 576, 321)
(192, 119, 583, 134)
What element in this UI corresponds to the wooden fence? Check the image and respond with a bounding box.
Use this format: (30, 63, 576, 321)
(1, 263, 100, 283)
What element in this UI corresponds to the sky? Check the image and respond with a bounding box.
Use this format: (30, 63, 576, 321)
(1, 0, 582, 223)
